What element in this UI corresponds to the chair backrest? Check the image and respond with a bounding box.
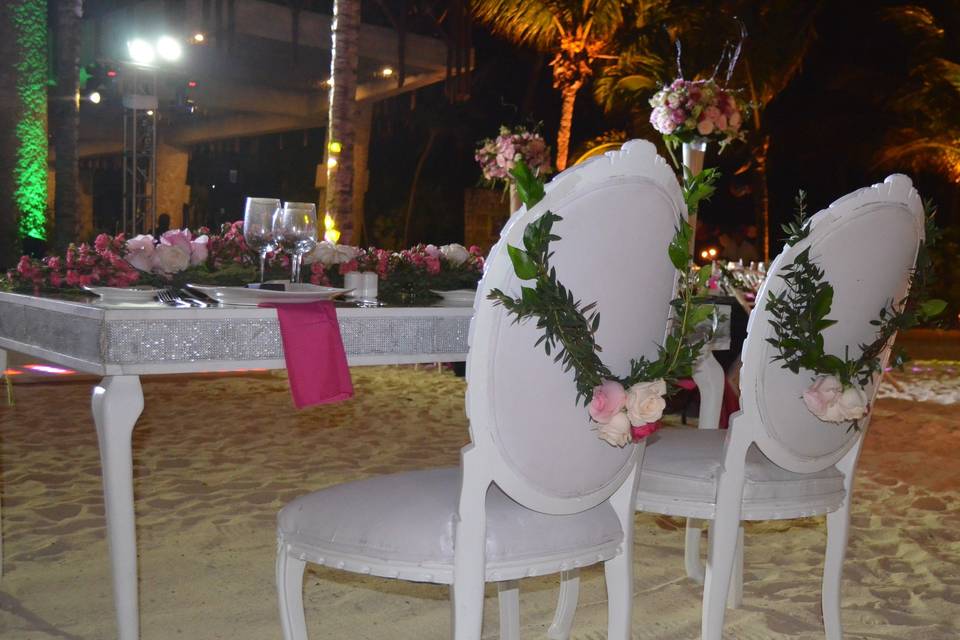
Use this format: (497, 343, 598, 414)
(465, 140, 685, 515)
(738, 175, 924, 473)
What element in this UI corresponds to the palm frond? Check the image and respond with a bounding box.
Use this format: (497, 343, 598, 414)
(470, 0, 566, 49)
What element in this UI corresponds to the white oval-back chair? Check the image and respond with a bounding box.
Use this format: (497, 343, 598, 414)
(628, 174, 924, 640)
(275, 140, 686, 640)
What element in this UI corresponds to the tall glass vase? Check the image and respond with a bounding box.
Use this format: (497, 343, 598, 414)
(682, 138, 708, 255)
(508, 182, 522, 214)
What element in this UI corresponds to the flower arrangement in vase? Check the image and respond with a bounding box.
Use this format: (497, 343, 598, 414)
(475, 125, 553, 212)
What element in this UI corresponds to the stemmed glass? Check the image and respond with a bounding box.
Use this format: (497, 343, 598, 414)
(273, 202, 318, 283)
(243, 197, 281, 283)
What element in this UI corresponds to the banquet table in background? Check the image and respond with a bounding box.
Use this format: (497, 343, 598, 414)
(0, 291, 731, 640)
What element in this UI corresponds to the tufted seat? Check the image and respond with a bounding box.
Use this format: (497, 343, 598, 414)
(278, 468, 624, 585)
(635, 429, 846, 521)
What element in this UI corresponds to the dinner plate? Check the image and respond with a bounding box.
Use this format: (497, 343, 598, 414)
(430, 289, 476, 307)
(83, 285, 159, 304)
(186, 283, 352, 306)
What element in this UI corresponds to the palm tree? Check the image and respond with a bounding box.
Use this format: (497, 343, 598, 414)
(52, 0, 83, 250)
(324, 0, 361, 244)
(471, 0, 625, 170)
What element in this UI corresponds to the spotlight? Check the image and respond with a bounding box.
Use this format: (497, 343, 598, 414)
(327, 157, 338, 169)
(88, 91, 102, 104)
(708, 247, 718, 257)
(156, 35, 183, 62)
(380, 66, 394, 77)
(700, 250, 710, 260)
(328, 141, 342, 154)
(127, 38, 156, 65)
(146, 109, 155, 116)
(192, 32, 205, 43)
(106, 69, 118, 78)
(187, 80, 198, 88)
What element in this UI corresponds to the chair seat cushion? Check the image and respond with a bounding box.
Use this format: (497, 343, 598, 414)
(635, 429, 846, 520)
(278, 468, 623, 583)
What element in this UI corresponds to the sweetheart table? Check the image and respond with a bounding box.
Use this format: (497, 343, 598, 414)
(0, 291, 729, 640)
(0, 291, 472, 640)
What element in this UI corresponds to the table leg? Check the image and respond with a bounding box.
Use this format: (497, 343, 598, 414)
(91, 376, 144, 640)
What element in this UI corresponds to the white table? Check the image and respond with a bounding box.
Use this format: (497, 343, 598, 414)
(0, 291, 473, 640)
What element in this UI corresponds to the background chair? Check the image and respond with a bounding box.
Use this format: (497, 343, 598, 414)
(275, 139, 686, 640)
(634, 174, 925, 640)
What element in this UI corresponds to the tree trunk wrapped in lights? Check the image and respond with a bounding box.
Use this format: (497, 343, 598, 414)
(0, 0, 48, 265)
(324, 0, 360, 245)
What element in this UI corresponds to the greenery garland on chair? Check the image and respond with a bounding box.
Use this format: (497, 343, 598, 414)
(488, 159, 718, 447)
(765, 192, 946, 431)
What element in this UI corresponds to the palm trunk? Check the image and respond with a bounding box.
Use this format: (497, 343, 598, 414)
(753, 135, 771, 262)
(53, 0, 82, 250)
(555, 82, 580, 171)
(402, 129, 437, 246)
(324, 0, 360, 244)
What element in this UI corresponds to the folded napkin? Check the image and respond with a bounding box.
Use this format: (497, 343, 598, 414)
(259, 301, 353, 408)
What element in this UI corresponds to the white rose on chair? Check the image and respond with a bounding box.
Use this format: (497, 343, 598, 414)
(801, 375, 868, 423)
(440, 243, 470, 266)
(625, 379, 667, 425)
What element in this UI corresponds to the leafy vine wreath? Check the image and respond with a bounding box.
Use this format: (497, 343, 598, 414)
(488, 159, 717, 447)
(765, 192, 946, 431)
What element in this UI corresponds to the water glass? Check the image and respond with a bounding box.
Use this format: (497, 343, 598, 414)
(243, 197, 281, 283)
(273, 202, 318, 283)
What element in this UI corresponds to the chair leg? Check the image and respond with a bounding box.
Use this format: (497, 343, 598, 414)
(685, 519, 706, 584)
(707, 524, 745, 609)
(452, 449, 489, 640)
(604, 550, 633, 640)
(497, 580, 520, 640)
(701, 439, 747, 640)
(822, 505, 850, 640)
(276, 546, 308, 640)
(547, 570, 580, 640)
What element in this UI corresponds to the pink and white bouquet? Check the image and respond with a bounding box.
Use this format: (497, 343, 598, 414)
(475, 126, 553, 184)
(587, 378, 667, 446)
(125, 229, 209, 275)
(649, 78, 746, 145)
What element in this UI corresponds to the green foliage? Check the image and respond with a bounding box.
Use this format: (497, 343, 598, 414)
(765, 201, 947, 429)
(487, 159, 713, 405)
(682, 167, 719, 215)
(780, 190, 811, 244)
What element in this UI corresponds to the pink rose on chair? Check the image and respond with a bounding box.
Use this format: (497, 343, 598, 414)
(588, 380, 627, 424)
(625, 379, 667, 426)
(597, 412, 632, 447)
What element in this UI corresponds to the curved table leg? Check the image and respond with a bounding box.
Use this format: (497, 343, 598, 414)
(92, 376, 144, 640)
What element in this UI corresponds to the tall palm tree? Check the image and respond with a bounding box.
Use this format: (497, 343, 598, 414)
(324, 0, 361, 244)
(471, 0, 625, 170)
(52, 0, 83, 250)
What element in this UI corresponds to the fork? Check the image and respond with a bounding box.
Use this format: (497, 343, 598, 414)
(156, 289, 191, 307)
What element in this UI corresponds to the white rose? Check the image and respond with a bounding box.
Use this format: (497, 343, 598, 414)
(597, 412, 632, 447)
(440, 243, 470, 266)
(837, 386, 868, 421)
(304, 241, 360, 266)
(152, 243, 191, 274)
(802, 375, 868, 423)
(625, 379, 667, 426)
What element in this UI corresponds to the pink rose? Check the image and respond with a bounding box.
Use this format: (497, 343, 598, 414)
(697, 117, 715, 136)
(161, 229, 192, 251)
(424, 244, 440, 258)
(189, 234, 209, 266)
(625, 379, 667, 426)
(631, 421, 661, 441)
(152, 243, 191, 274)
(597, 412, 632, 447)
(588, 380, 627, 424)
(424, 255, 441, 275)
(94, 233, 112, 253)
(802, 375, 843, 418)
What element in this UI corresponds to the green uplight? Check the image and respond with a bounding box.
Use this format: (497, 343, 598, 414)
(12, 0, 49, 241)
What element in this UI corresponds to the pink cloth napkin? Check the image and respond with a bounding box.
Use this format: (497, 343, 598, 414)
(260, 301, 353, 408)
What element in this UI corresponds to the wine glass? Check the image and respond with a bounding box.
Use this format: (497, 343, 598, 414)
(243, 197, 281, 283)
(273, 202, 318, 283)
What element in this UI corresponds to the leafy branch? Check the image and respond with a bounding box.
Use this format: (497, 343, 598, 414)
(488, 158, 715, 405)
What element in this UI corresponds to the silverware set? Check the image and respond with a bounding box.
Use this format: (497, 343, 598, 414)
(156, 289, 210, 308)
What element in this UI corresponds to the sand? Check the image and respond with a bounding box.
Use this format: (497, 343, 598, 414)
(0, 364, 958, 639)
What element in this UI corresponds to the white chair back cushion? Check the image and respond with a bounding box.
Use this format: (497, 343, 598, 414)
(466, 140, 684, 512)
(739, 175, 924, 472)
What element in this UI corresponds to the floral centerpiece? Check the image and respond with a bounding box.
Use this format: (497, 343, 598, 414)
(648, 78, 746, 149)
(475, 125, 553, 186)
(3, 222, 485, 307)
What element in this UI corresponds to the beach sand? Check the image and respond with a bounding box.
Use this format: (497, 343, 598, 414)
(0, 363, 958, 639)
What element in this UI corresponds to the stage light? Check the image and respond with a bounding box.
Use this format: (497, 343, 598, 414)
(146, 109, 154, 116)
(157, 35, 183, 61)
(187, 80, 197, 88)
(106, 69, 117, 77)
(328, 141, 342, 154)
(380, 66, 394, 77)
(327, 157, 338, 169)
(88, 91, 102, 104)
(127, 38, 156, 65)
(192, 32, 205, 43)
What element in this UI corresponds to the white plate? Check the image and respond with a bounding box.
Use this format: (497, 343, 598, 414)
(84, 286, 159, 303)
(431, 289, 476, 307)
(187, 283, 352, 306)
